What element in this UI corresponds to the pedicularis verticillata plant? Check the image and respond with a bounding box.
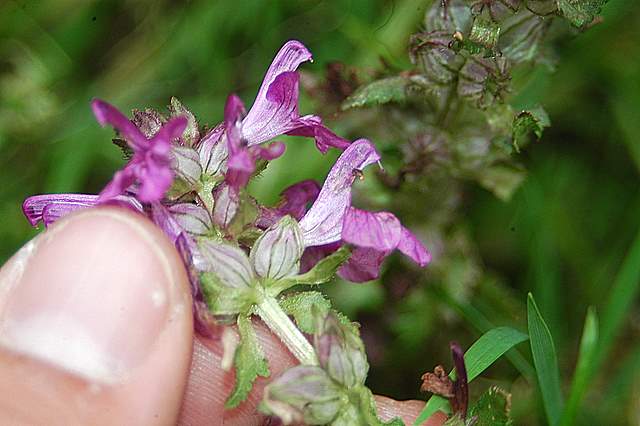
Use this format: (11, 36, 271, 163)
(22, 41, 428, 425)
(21, 0, 609, 424)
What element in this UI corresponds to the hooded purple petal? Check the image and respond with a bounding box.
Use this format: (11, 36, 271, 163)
(341, 207, 402, 252)
(299, 139, 381, 247)
(397, 227, 431, 266)
(243, 71, 301, 145)
(337, 247, 387, 283)
(242, 41, 312, 145)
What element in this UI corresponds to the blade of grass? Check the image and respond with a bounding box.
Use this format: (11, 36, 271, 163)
(413, 327, 528, 425)
(527, 293, 564, 425)
(591, 226, 640, 375)
(431, 285, 535, 381)
(558, 307, 598, 426)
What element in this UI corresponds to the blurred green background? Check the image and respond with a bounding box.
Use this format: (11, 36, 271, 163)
(1, 0, 639, 424)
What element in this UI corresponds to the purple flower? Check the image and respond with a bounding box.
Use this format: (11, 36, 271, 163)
(299, 139, 430, 282)
(22, 193, 143, 228)
(91, 99, 188, 203)
(239, 40, 349, 153)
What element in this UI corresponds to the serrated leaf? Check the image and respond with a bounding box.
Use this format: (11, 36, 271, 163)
(341, 77, 410, 110)
(527, 293, 564, 425)
(226, 315, 270, 408)
(280, 291, 332, 333)
(512, 106, 550, 151)
(414, 327, 528, 425)
(277, 246, 351, 290)
(468, 387, 512, 426)
(477, 164, 526, 201)
(558, 0, 608, 28)
(559, 307, 598, 426)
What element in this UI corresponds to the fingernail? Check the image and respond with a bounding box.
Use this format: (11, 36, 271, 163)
(0, 208, 183, 383)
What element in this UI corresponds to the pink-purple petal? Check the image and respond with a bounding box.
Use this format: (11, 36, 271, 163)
(135, 160, 174, 202)
(22, 193, 99, 226)
(251, 141, 286, 161)
(337, 247, 387, 283)
(151, 116, 188, 152)
(98, 166, 136, 202)
(243, 71, 301, 145)
(243, 41, 312, 145)
(341, 207, 402, 252)
(299, 139, 381, 247)
(91, 99, 146, 150)
(287, 115, 351, 154)
(397, 227, 431, 266)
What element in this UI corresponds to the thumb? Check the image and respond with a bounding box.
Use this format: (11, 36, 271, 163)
(0, 207, 193, 425)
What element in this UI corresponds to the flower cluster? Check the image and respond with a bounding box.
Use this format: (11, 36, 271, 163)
(22, 40, 430, 420)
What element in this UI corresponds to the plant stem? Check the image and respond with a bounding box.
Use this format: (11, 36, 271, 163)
(255, 295, 319, 366)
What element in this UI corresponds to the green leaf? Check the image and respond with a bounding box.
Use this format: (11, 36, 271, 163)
(469, 18, 501, 51)
(225, 315, 270, 408)
(559, 307, 599, 426)
(341, 77, 410, 110)
(527, 293, 564, 425)
(477, 164, 526, 201)
(512, 106, 550, 152)
(279, 291, 332, 334)
(414, 327, 528, 425)
(468, 387, 512, 426)
(558, 0, 608, 28)
(277, 246, 351, 290)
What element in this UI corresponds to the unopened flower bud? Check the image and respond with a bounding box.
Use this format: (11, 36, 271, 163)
(262, 366, 344, 425)
(314, 311, 368, 388)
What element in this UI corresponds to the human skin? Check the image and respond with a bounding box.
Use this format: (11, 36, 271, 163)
(0, 207, 447, 425)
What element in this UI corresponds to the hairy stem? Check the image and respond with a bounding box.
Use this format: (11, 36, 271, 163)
(255, 295, 319, 366)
